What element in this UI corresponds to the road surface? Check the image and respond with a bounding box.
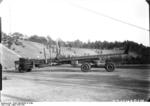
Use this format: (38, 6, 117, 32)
(1, 66, 150, 102)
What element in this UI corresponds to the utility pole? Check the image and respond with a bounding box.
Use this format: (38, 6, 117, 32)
(0, 1, 3, 102)
(0, 17, 2, 102)
(146, 0, 150, 46)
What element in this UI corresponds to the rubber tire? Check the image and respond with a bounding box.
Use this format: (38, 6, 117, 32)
(105, 62, 115, 72)
(81, 63, 91, 72)
(18, 66, 24, 73)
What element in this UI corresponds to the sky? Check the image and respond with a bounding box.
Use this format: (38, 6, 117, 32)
(0, 0, 149, 46)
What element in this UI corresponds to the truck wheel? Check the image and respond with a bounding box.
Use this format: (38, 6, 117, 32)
(105, 62, 115, 72)
(81, 63, 91, 72)
(18, 66, 24, 73)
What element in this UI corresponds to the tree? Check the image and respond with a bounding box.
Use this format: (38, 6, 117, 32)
(74, 39, 83, 48)
(28, 35, 47, 45)
(12, 32, 24, 39)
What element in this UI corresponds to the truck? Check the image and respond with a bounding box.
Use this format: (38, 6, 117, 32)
(14, 46, 129, 73)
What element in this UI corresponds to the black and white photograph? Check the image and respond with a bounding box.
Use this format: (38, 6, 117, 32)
(0, 0, 150, 104)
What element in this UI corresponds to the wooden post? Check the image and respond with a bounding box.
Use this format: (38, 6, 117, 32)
(49, 45, 52, 64)
(43, 47, 47, 64)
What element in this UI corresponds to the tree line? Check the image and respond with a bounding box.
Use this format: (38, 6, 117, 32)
(2, 32, 150, 54)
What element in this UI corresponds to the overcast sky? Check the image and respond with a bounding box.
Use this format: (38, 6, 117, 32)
(0, 0, 149, 46)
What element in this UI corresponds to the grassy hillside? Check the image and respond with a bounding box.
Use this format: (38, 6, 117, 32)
(11, 40, 52, 59)
(11, 40, 121, 58)
(0, 44, 21, 69)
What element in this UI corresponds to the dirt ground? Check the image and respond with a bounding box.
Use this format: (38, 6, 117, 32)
(1, 66, 150, 102)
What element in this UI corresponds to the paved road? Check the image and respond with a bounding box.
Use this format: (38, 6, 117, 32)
(1, 66, 150, 102)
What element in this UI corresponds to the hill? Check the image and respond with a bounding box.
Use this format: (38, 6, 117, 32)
(11, 40, 121, 58)
(0, 44, 21, 69)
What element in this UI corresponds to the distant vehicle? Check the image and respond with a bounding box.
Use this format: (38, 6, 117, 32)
(14, 46, 129, 73)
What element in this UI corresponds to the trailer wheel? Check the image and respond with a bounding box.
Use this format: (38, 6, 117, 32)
(81, 63, 91, 72)
(105, 63, 115, 72)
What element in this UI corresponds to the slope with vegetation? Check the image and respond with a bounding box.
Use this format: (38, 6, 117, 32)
(0, 44, 21, 69)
